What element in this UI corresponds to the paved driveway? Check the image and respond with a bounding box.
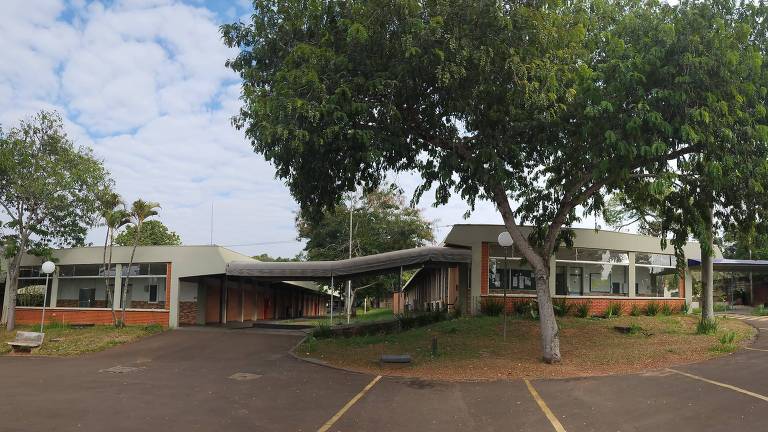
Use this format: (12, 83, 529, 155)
(2, 322, 768, 432)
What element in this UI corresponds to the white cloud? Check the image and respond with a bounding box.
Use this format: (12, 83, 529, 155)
(0, 0, 607, 260)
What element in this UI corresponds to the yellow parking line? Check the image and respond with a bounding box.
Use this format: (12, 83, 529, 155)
(524, 379, 567, 432)
(666, 369, 768, 402)
(744, 347, 768, 352)
(317, 375, 382, 432)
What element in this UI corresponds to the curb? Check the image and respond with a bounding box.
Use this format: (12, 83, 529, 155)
(287, 334, 372, 376)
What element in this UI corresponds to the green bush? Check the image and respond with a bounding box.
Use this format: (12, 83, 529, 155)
(312, 322, 334, 339)
(575, 301, 591, 318)
(718, 331, 736, 345)
(142, 323, 163, 333)
(692, 307, 702, 315)
(603, 302, 623, 319)
(629, 304, 642, 317)
(696, 319, 719, 335)
(513, 300, 530, 316)
(660, 303, 673, 316)
(711, 330, 737, 353)
(480, 298, 505, 316)
(753, 305, 768, 316)
(397, 310, 448, 331)
(644, 302, 660, 316)
(713, 302, 730, 312)
(552, 298, 572, 317)
(679, 302, 690, 314)
(628, 322, 645, 335)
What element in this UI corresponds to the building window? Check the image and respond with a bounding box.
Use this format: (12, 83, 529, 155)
(17, 267, 52, 307)
(555, 248, 629, 296)
(78, 288, 96, 307)
(636, 266, 679, 298)
(489, 257, 535, 293)
(148, 285, 158, 303)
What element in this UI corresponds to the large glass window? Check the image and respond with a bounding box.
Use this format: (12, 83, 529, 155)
(55, 262, 168, 309)
(122, 276, 167, 309)
(555, 248, 629, 296)
(489, 258, 535, 293)
(635, 253, 678, 298)
(17, 267, 52, 306)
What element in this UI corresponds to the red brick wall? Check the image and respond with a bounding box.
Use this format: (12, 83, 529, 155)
(16, 307, 169, 326)
(481, 242, 489, 295)
(480, 296, 686, 316)
(178, 301, 197, 325)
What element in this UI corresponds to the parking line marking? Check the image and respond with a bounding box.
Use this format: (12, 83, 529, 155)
(317, 375, 382, 432)
(524, 379, 567, 432)
(666, 369, 768, 402)
(744, 347, 768, 352)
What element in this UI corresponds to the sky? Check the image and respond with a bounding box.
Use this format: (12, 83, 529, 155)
(0, 0, 605, 258)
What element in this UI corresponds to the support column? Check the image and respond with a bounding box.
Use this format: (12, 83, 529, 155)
(628, 252, 636, 298)
(240, 280, 244, 322)
(221, 278, 227, 323)
(112, 264, 123, 310)
(50, 271, 59, 307)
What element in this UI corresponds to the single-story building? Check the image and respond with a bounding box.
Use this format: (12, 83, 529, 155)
(397, 225, 717, 316)
(0, 245, 328, 328)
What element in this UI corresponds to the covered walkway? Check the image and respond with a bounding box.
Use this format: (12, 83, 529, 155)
(689, 258, 768, 306)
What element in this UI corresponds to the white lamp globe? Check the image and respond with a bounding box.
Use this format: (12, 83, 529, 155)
(497, 231, 513, 247)
(41, 261, 56, 274)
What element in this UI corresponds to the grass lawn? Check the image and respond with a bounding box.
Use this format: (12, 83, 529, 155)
(0, 323, 164, 356)
(299, 314, 756, 381)
(285, 307, 393, 326)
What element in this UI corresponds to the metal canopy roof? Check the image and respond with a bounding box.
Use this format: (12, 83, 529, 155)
(226, 246, 472, 280)
(688, 258, 768, 272)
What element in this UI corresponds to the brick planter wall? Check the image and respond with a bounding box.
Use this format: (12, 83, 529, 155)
(15, 307, 169, 326)
(178, 301, 197, 325)
(480, 296, 686, 316)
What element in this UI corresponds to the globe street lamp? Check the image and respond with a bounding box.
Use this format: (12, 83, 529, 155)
(497, 232, 513, 340)
(40, 261, 56, 333)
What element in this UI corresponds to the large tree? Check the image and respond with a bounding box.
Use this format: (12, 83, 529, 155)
(297, 185, 434, 313)
(114, 219, 181, 246)
(222, 0, 743, 362)
(0, 111, 111, 330)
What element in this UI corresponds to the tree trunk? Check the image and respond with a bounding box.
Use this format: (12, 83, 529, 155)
(701, 204, 715, 324)
(102, 228, 115, 326)
(107, 228, 118, 327)
(4, 232, 28, 331)
(121, 223, 141, 327)
(534, 267, 561, 363)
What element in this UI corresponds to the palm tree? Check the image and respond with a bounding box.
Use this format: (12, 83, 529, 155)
(97, 191, 123, 326)
(120, 199, 160, 326)
(104, 208, 130, 326)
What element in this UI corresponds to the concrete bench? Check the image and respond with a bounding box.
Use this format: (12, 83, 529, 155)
(380, 354, 412, 364)
(7, 331, 44, 353)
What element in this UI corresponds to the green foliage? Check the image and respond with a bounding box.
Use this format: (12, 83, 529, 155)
(628, 323, 645, 335)
(604, 302, 623, 319)
(253, 253, 301, 262)
(644, 302, 660, 317)
(719, 331, 736, 345)
(679, 302, 690, 314)
(114, 220, 181, 246)
(711, 330, 737, 353)
(713, 303, 730, 312)
(630, 304, 642, 317)
(0, 111, 111, 329)
(396, 311, 448, 331)
(660, 303, 673, 316)
(312, 322, 334, 339)
(697, 319, 719, 335)
(753, 305, 768, 316)
(575, 302, 591, 318)
(480, 298, 505, 317)
(552, 298, 573, 317)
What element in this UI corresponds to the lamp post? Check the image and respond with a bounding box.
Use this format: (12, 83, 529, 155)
(40, 261, 56, 333)
(497, 232, 513, 340)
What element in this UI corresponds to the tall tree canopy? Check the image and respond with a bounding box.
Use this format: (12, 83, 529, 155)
(0, 111, 111, 330)
(114, 219, 181, 246)
(223, 0, 768, 362)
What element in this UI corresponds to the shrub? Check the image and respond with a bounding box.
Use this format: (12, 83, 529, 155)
(575, 301, 591, 318)
(753, 305, 768, 316)
(713, 302, 729, 312)
(628, 322, 645, 335)
(480, 298, 505, 316)
(629, 304, 642, 317)
(513, 300, 531, 316)
(312, 322, 334, 339)
(552, 298, 572, 317)
(603, 302, 623, 319)
(692, 307, 702, 315)
(644, 302, 660, 316)
(142, 323, 163, 333)
(679, 302, 690, 314)
(660, 303, 673, 316)
(718, 331, 736, 345)
(696, 319, 719, 335)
